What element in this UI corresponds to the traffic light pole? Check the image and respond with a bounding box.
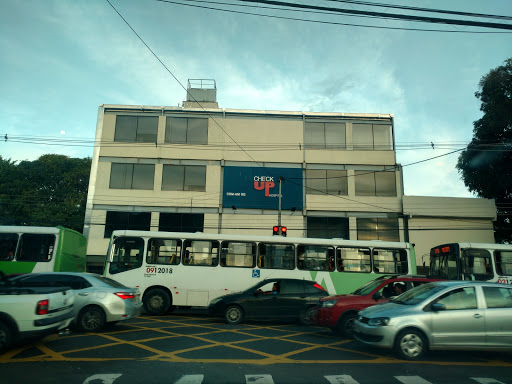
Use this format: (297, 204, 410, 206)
(278, 177, 282, 234)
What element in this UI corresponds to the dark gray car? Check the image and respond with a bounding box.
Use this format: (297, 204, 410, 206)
(353, 281, 512, 360)
(208, 278, 327, 325)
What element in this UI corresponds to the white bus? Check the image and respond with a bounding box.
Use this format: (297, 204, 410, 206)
(430, 242, 512, 284)
(104, 230, 417, 315)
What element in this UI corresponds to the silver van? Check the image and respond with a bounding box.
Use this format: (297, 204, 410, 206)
(353, 281, 512, 360)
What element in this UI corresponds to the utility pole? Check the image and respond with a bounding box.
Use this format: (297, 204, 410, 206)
(278, 177, 283, 231)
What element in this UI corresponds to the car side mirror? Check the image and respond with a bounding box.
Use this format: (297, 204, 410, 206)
(431, 303, 446, 312)
(373, 291, 383, 300)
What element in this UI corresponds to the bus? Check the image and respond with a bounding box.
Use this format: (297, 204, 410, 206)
(105, 230, 417, 315)
(429, 242, 512, 284)
(0, 226, 87, 274)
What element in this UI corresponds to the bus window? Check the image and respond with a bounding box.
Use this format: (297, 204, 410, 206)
(461, 249, 493, 281)
(148, 238, 181, 265)
(336, 247, 371, 273)
(183, 240, 219, 266)
(494, 251, 512, 276)
(258, 243, 295, 270)
(297, 245, 334, 271)
(17, 233, 55, 262)
(220, 241, 256, 268)
(0, 233, 18, 261)
(373, 248, 408, 274)
(109, 236, 144, 274)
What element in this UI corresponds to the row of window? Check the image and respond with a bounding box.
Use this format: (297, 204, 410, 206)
(0, 233, 54, 262)
(113, 116, 392, 150)
(103, 212, 400, 242)
(109, 163, 397, 197)
(110, 236, 409, 275)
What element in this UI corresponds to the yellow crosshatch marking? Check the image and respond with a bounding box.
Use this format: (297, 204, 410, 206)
(1, 315, 511, 366)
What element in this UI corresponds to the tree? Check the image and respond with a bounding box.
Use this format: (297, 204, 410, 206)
(457, 58, 512, 243)
(0, 154, 91, 233)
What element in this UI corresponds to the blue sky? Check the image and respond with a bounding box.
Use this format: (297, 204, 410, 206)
(1, 0, 511, 198)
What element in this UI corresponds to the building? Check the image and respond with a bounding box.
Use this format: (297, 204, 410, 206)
(83, 79, 496, 272)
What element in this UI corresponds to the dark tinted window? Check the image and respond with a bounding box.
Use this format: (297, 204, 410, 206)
(17, 234, 55, 262)
(280, 280, 304, 294)
(0, 233, 18, 261)
(305, 282, 326, 294)
(483, 286, 512, 308)
(104, 211, 151, 238)
(159, 213, 204, 233)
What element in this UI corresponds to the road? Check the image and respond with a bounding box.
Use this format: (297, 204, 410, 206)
(1, 311, 511, 384)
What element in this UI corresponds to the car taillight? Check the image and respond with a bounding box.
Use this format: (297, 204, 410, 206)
(36, 300, 49, 315)
(313, 283, 327, 292)
(115, 292, 136, 300)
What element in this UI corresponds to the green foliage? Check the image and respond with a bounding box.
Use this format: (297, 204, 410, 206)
(0, 154, 91, 233)
(456, 58, 512, 243)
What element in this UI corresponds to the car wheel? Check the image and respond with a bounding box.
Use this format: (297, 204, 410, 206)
(144, 288, 171, 315)
(0, 320, 12, 353)
(337, 312, 358, 338)
(394, 329, 427, 360)
(77, 306, 106, 332)
(225, 305, 244, 325)
(299, 306, 316, 326)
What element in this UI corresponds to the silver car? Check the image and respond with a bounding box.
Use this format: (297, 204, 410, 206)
(353, 281, 512, 360)
(10, 272, 142, 332)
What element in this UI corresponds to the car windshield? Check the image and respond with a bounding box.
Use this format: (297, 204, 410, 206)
(391, 282, 445, 305)
(352, 279, 384, 296)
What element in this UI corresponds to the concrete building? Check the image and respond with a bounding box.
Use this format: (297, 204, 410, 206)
(83, 80, 496, 272)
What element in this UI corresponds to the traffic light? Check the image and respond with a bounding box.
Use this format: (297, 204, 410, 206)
(273, 226, 279, 236)
(272, 226, 287, 236)
(281, 226, 287, 237)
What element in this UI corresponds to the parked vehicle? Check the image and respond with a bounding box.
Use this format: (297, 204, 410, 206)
(208, 278, 327, 325)
(9, 272, 142, 332)
(0, 271, 75, 353)
(315, 275, 442, 337)
(353, 281, 512, 360)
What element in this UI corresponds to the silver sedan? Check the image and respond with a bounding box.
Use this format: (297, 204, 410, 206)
(353, 281, 512, 360)
(10, 272, 142, 332)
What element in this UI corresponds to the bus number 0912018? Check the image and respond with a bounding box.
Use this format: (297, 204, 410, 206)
(146, 267, 173, 274)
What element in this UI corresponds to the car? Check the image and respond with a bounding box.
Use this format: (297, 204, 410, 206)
(9, 272, 142, 332)
(353, 281, 512, 360)
(314, 275, 443, 337)
(208, 278, 328, 325)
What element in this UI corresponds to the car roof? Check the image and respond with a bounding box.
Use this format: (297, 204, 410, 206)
(13, 272, 101, 278)
(428, 280, 510, 288)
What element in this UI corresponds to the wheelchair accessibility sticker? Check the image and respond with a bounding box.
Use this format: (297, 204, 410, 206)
(252, 269, 260, 278)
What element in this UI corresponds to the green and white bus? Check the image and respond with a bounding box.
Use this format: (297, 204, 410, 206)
(0, 226, 87, 274)
(105, 230, 417, 315)
(430, 242, 512, 284)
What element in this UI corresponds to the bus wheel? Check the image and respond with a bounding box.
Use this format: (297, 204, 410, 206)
(0, 320, 12, 353)
(225, 305, 244, 325)
(77, 306, 106, 332)
(299, 306, 316, 326)
(144, 289, 171, 315)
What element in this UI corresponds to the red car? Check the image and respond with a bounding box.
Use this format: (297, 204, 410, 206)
(314, 275, 443, 338)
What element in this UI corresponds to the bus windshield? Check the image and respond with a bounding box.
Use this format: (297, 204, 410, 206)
(429, 253, 459, 280)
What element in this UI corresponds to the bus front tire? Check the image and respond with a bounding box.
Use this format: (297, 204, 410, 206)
(225, 305, 244, 325)
(144, 289, 171, 315)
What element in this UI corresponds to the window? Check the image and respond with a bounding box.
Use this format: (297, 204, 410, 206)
(494, 251, 512, 276)
(355, 171, 396, 196)
(305, 169, 348, 195)
(352, 124, 392, 150)
(110, 163, 155, 190)
(483, 286, 512, 308)
(304, 122, 346, 149)
(114, 116, 158, 142)
(461, 249, 493, 281)
(147, 238, 182, 265)
(162, 165, 206, 191)
(307, 217, 349, 239)
(258, 243, 295, 270)
(434, 287, 477, 310)
(104, 211, 151, 238)
(17, 234, 55, 262)
(220, 241, 256, 268)
(0, 233, 18, 261)
(159, 213, 204, 233)
(109, 236, 144, 274)
(298, 245, 334, 271)
(373, 248, 408, 274)
(357, 218, 399, 241)
(336, 247, 371, 273)
(165, 117, 208, 144)
(183, 240, 219, 266)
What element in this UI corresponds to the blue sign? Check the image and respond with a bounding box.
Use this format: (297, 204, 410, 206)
(252, 269, 260, 278)
(223, 166, 303, 210)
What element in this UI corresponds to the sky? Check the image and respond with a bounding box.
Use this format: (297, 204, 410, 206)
(1, 0, 511, 198)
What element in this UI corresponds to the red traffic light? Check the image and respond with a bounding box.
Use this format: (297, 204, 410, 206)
(273, 226, 279, 235)
(281, 226, 287, 236)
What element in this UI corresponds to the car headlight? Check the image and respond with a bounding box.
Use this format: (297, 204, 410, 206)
(321, 300, 338, 308)
(368, 317, 390, 326)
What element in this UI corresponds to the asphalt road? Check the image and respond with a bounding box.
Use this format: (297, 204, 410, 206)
(1, 310, 511, 384)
